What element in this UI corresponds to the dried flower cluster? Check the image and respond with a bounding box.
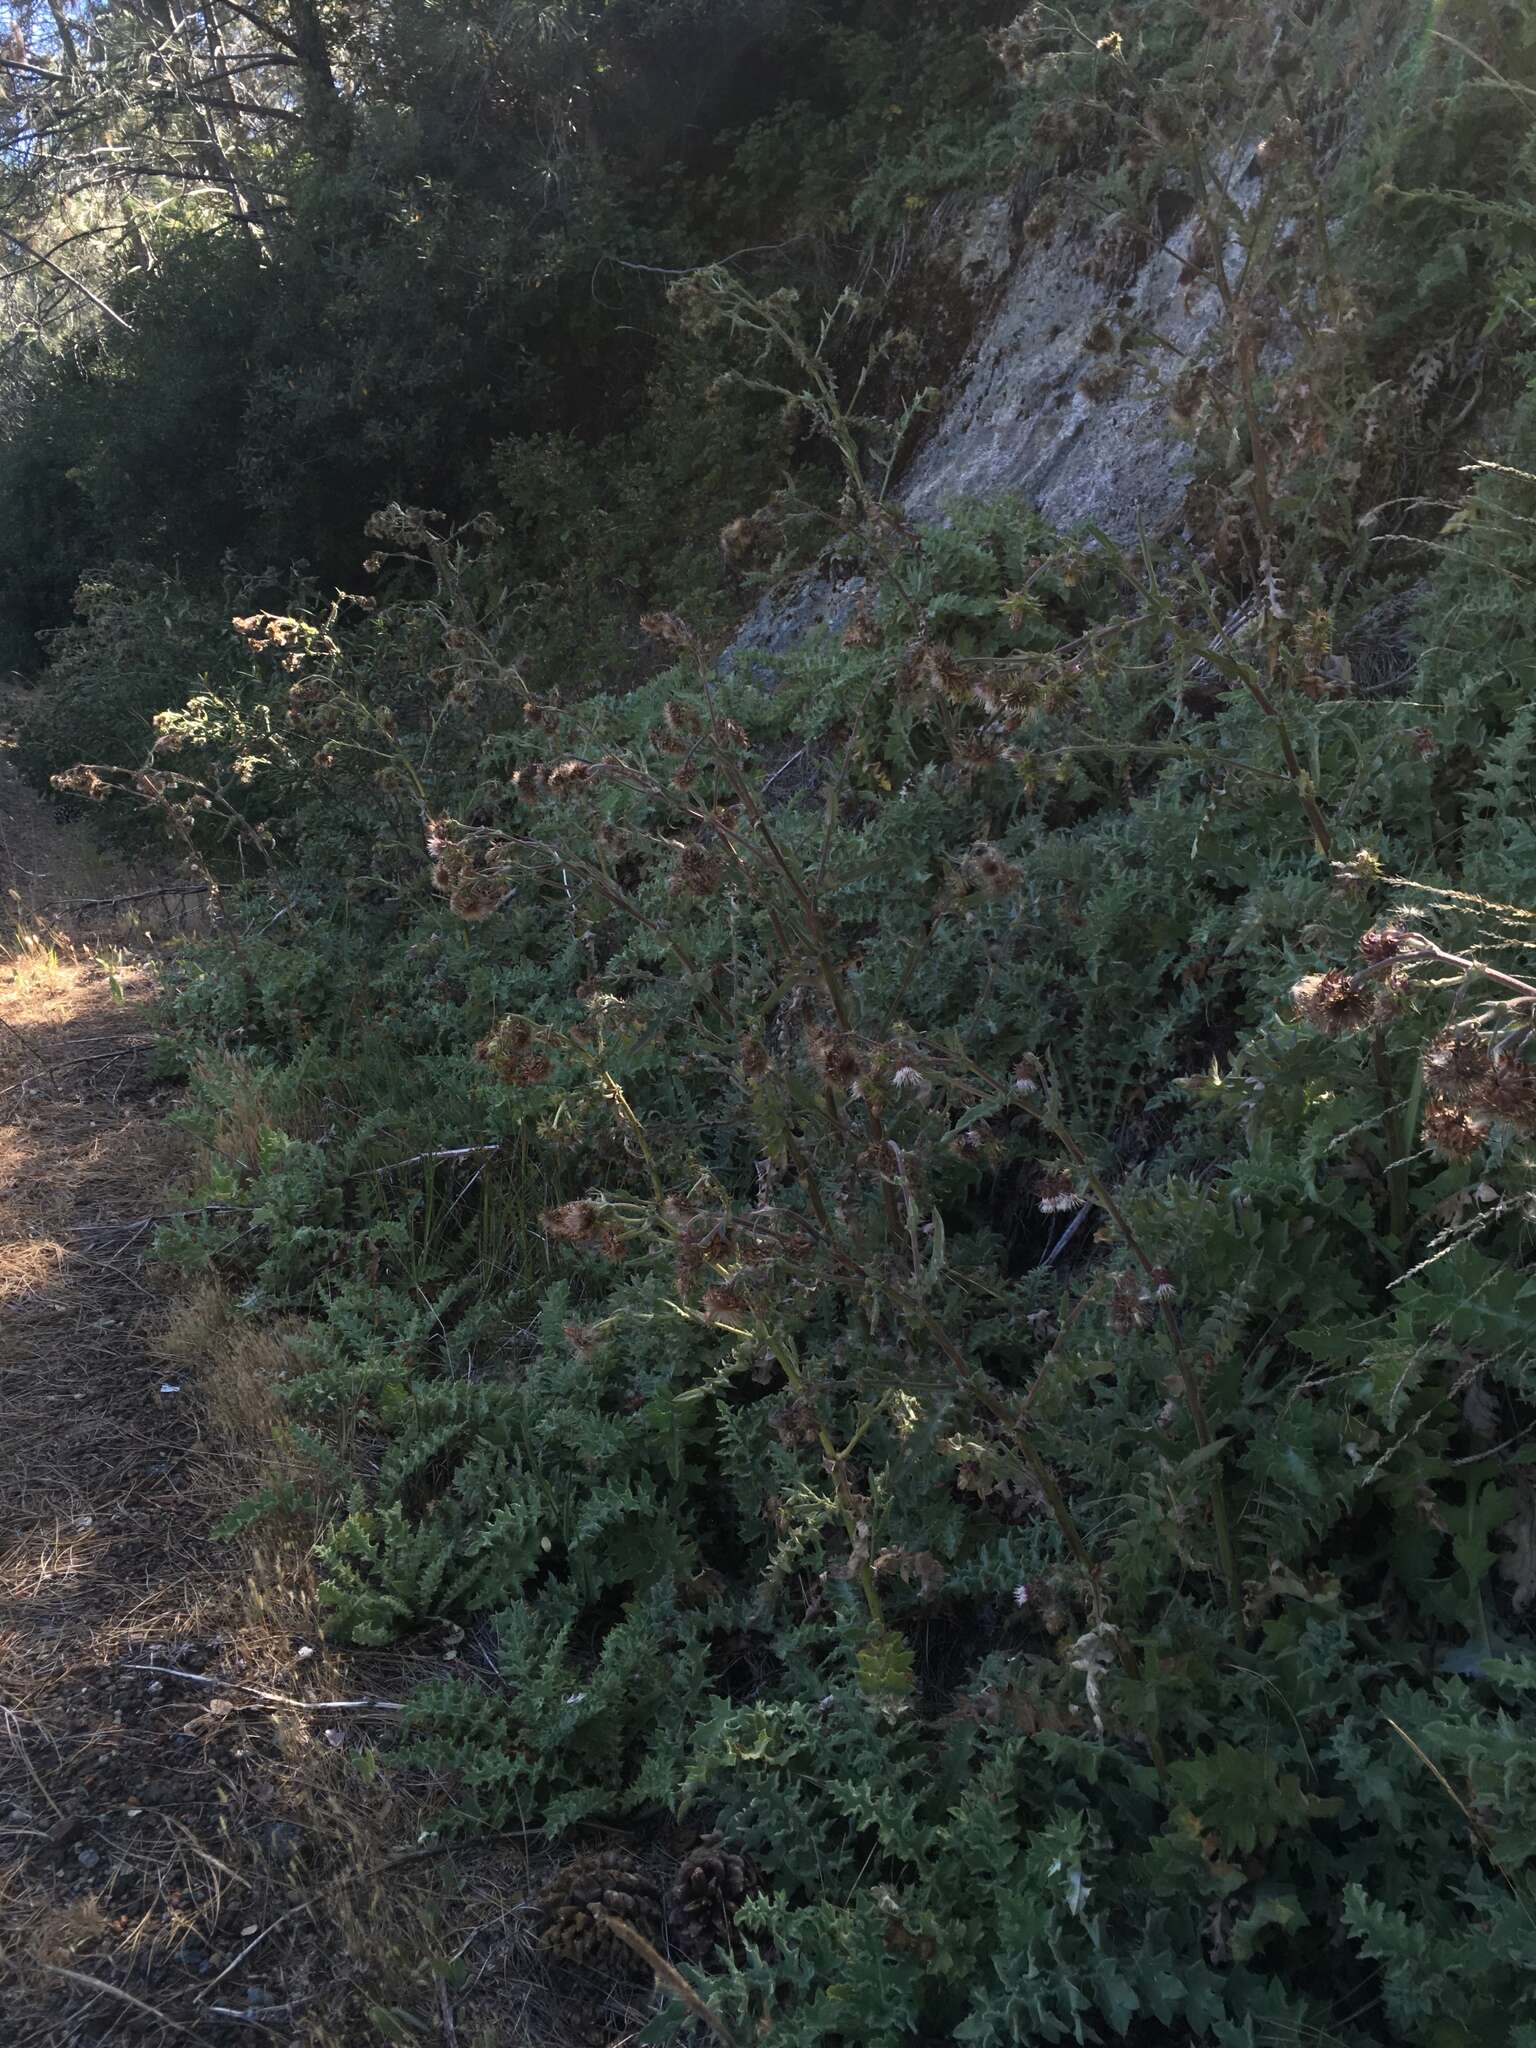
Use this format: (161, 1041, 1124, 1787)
(1291, 968, 1379, 1037)
(425, 817, 511, 922)
(475, 1015, 552, 1088)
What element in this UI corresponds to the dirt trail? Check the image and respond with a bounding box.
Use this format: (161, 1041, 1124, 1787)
(0, 760, 646, 2048)
(0, 763, 387, 2048)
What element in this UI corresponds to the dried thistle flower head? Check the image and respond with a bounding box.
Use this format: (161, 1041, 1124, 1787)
(1331, 848, 1385, 897)
(1256, 115, 1304, 169)
(640, 610, 695, 650)
(1421, 1028, 1494, 1107)
(1476, 1054, 1536, 1134)
(663, 699, 702, 739)
(476, 1015, 551, 1084)
(740, 1036, 770, 1083)
(670, 844, 723, 898)
(53, 765, 112, 802)
(1012, 1054, 1044, 1096)
(1422, 1097, 1488, 1163)
(841, 597, 883, 651)
(1291, 968, 1375, 1037)
(547, 759, 595, 795)
(701, 1280, 750, 1323)
(807, 1026, 861, 1089)
(449, 877, 506, 923)
(1358, 926, 1408, 964)
(965, 843, 1023, 896)
(545, 1201, 600, 1242)
(890, 1065, 932, 1102)
(364, 501, 442, 549)
(909, 643, 969, 702)
(1037, 1168, 1083, 1215)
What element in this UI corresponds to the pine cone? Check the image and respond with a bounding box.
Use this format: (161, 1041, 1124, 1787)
(669, 1832, 758, 1960)
(536, 1849, 662, 1977)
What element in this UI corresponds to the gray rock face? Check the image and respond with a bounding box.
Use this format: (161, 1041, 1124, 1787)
(725, 572, 866, 686)
(903, 163, 1260, 539)
(723, 155, 1261, 670)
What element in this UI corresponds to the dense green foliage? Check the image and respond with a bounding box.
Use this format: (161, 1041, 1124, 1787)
(12, 2, 1536, 2043)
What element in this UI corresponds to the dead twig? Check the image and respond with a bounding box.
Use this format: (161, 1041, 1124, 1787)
(121, 1663, 404, 1712)
(39, 1964, 202, 2039)
(64, 884, 210, 913)
(437, 1973, 459, 2048)
(357, 1142, 506, 1179)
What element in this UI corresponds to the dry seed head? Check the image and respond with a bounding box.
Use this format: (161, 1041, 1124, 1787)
(1475, 1054, 1536, 1134)
(640, 610, 694, 649)
(1144, 1265, 1176, 1302)
(701, 1280, 750, 1323)
(1422, 1096, 1488, 1163)
(1292, 968, 1376, 1037)
(808, 1026, 861, 1088)
(364, 501, 441, 548)
(891, 1065, 932, 1102)
(740, 1035, 770, 1083)
(1422, 1028, 1494, 1107)
(476, 1015, 537, 1079)
(1037, 1168, 1083, 1215)
(449, 877, 506, 923)
(663, 698, 702, 739)
(53, 765, 112, 801)
(1256, 116, 1305, 169)
(1331, 848, 1386, 897)
(966, 843, 1023, 896)
(545, 1201, 600, 1242)
(547, 759, 595, 795)
(1358, 926, 1407, 964)
(671, 844, 724, 898)
(910, 642, 969, 701)
(842, 598, 883, 650)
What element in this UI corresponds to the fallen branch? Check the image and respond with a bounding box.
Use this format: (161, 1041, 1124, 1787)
(63, 883, 211, 913)
(122, 1663, 404, 1712)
